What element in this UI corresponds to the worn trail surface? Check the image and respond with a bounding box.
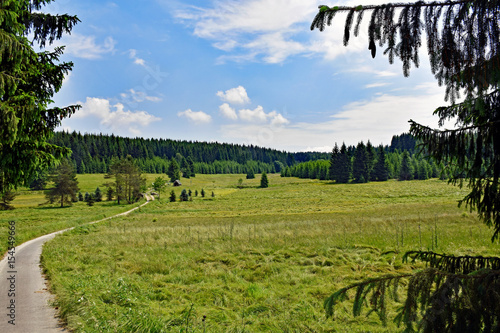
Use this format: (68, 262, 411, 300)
(0, 196, 152, 332)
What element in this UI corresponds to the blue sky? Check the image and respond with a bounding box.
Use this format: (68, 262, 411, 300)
(46, 0, 449, 152)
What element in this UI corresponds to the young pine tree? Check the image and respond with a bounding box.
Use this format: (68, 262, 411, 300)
(260, 172, 269, 188)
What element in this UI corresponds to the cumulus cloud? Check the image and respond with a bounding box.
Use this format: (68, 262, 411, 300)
(219, 103, 238, 120)
(178, 109, 212, 124)
(73, 97, 160, 135)
(216, 86, 250, 105)
(238, 106, 290, 126)
(60, 34, 116, 59)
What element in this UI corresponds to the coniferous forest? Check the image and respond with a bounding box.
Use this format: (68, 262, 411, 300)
(48, 131, 438, 183)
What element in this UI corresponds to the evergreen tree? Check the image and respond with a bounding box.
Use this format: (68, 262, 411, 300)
(46, 160, 79, 207)
(106, 187, 114, 201)
(312, 1, 500, 330)
(167, 158, 181, 182)
(169, 190, 176, 202)
(328, 143, 340, 181)
(246, 168, 255, 179)
(29, 172, 48, 191)
(372, 146, 389, 181)
(336, 143, 351, 183)
(399, 151, 414, 181)
(365, 141, 376, 180)
(201, 188, 205, 197)
(86, 193, 95, 206)
(179, 189, 189, 202)
(0, 190, 16, 211)
(94, 187, 102, 202)
(0, 1, 80, 193)
(352, 142, 369, 183)
(187, 156, 196, 177)
(260, 172, 269, 188)
(78, 192, 83, 202)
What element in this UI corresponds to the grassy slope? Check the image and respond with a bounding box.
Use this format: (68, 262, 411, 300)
(37, 174, 500, 332)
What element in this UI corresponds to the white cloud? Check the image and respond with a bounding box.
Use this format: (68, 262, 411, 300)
(216, 86, 250, 105)
(220, 87, 448, 152)
(61, 34, 116, 59)
(128, 49, 147, 67)
(239, 105, 268, 122)
(365, 82, 391, 89)
(178, 109, 212, 124)
(120, 89, 162, 103)
(238, 106, 290, 126)
(73, 97, 160, 135)
(219, 103, 238, 120)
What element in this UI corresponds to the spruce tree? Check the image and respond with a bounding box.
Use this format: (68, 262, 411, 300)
(260, 172, 269, 188)
(94, 187, 102, 202)
(352, 142, 369, 183)
(336, 143, 352, 183)
(169, 190, 176, 202)
(312, 1, 500, 330)
(399, 151, 414, 181)
(246, 168, 255, 179)
(328, 143, 340, 182)
(167, 158, 181, 183)
(372, 146, 389, 181)
(0, 1, 80, 194)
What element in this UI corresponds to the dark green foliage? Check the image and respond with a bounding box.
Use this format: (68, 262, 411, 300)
(201, 189, 205, 197)
(0, 190, 16, 210)
(78, 192, 83, 202)
(167, 158, 181, 183)
(399, 151, 414, 181)
(211, 191, 215, 197)
(106, 187, 114, 201)
(84, 192, 90, 202)
(312, 0, 500, 330)
(106, 156, 145, 204)
(29, 172, 47, 190)
(46, 159, 79, 208)
(352, 142, 369, 183)
(372, 146, 389, 181)
(94, 187, 102, 202)
(86, 194, 95, 206)
(0, 1, 80, 193)
(260, 172, 269, 188)
(390, 133, 417, 153)
(169, 190, 176, 203)
(195, 190, 198, 197)
(324, 251, 500, 332)
(49, 132, 321, 175)
(246, 168, 255, 179)
(179, 189, 189, 202)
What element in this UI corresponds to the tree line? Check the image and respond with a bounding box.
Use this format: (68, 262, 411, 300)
(48, 131, 331, 175)
(281, 138, 443, 182)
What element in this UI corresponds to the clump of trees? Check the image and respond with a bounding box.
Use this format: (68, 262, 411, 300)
(312, 0, 500, 331)
(283, 138, 439, 183)
(106, 156, 145, 204)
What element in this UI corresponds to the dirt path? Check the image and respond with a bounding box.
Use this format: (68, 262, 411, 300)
(0, 196, 153, 332)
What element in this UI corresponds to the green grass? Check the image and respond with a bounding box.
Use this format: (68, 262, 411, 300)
(0, 174, 145, 255)
(35, 175, 500, 331)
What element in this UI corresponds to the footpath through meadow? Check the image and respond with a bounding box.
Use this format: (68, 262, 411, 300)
(0, 195, 153, 332)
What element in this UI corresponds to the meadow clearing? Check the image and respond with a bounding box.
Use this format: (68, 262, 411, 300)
(5, 174, 500, 332)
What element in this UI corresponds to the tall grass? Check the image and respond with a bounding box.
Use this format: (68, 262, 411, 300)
(39, 175, 499, 332)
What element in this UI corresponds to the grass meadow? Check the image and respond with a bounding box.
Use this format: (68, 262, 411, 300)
(9, 174, 500, 331)
(0, 174, 146, 255)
